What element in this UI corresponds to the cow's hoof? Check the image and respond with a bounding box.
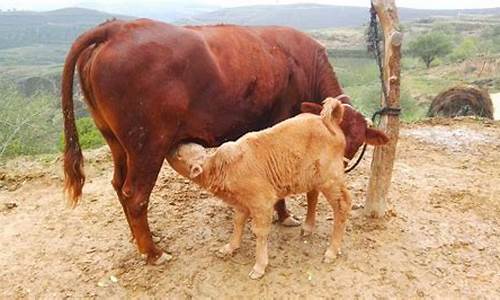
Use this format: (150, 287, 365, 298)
(323, 249, 341, 264)
(248, 268, 265, 280)
(217, 244, 237, 257)
(152, 252, 172, 265)
(281, 215, 301, 227)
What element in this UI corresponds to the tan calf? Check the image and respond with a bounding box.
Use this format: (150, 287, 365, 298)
(167, 97, 385, 279)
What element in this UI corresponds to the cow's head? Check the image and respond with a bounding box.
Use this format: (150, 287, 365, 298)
(301, 101, 389, 160)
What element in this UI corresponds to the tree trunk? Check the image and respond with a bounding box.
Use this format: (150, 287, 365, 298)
(365, 0, 403, 218)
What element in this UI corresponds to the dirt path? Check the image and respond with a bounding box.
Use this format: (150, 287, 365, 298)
(1, 118, 499, 298)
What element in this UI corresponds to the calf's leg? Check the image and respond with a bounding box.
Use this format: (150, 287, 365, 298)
(219, 207, 250, 255)
(249, 209, 273, 280)
(321, 183, 352, 263)
(302, 190, 319, 236)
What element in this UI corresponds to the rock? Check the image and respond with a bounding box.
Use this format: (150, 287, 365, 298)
(5, 202, 17, 210)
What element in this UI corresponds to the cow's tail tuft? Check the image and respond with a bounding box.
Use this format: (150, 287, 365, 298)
(61, 21, 121, 207)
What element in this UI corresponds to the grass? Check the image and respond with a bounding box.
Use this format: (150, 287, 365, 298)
(331, 55, 428, 122)
(0, 44, 68, 66)
(0, 44, 65, 83)
(0, 84, 103, 160)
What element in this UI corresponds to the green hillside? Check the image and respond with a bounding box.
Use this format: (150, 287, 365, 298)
(180, 4, 500, 30)
(0, 7, 132, 49)
(1, 6, 499, 159)
(0, 8, 133, 95)
(314, 14, 500, 121)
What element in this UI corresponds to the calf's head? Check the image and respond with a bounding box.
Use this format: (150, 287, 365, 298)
(301, 101, 389, 160)
(168, 143, 207, 179)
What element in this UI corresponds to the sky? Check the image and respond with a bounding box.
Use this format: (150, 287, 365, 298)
(1, 0, 500, 11)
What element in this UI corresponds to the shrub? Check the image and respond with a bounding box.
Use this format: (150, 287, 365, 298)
(58, 117, 105, 151)
(450, 37, 478, 62)
(408, 32, 453, 68)
(0, 85, 61, 158)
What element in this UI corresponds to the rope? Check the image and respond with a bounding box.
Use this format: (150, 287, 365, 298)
(344, 143, 367, 174)
(372, 107, 402, 125)
(368, 4, 402, 126)
(368, 4, 389, 104)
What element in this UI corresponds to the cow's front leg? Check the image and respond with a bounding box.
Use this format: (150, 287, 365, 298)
(274, 199, 301, 227)
(219, 207, 249, 256)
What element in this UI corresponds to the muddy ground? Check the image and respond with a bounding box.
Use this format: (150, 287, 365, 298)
(1, 118, 499, 298)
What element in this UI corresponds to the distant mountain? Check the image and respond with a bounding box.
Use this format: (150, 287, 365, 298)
(73, 1, 220, 22)
(0, 7, 133, 49)
(178, 4, 500, 30)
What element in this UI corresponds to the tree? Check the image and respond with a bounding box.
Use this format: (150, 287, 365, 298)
(450, 37, 478, 62)
(409, 32, 453, 68)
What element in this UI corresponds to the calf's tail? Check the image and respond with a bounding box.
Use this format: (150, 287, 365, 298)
(320, 96, 345, 135)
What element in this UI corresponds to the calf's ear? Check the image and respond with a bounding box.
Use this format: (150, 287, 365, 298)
(300, 102, 322, 115)
(366, 128, 390, 146)
(189, 164, 204, 179)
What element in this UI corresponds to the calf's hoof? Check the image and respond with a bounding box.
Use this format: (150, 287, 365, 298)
(281, 215, 301, 227)
(352, 203, 364, 210)
(323, 249, 342, 264)
(248, 268, 265, 280)
(217, 244, 238, 257)
(149, 252, 172, 265)
(301, 225, 314, 237)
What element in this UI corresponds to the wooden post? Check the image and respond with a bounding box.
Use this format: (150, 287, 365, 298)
(365, 0, 403, 218)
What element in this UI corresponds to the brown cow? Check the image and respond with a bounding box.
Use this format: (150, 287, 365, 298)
(62, 19, 351, 264)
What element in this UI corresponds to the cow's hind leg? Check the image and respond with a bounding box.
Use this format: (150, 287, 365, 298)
(90, 113, 136, 243)
(121, 146, 170, 265)
(321, 182, 352, 263)
(275, 199, 301, 227)
(104, 134, 135, 242)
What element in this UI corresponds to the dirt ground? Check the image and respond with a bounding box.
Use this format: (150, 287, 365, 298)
(492, 93, 500, 120)
(1, 118, 499, 299)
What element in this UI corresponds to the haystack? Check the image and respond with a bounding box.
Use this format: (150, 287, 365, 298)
(428, 85, 494, 119)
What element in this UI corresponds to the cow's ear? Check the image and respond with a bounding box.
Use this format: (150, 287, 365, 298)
(189, 164, 203, 178)
(301, 102, 322, 115)
(336, 94, 352, 105)
(366, 128, 389, 146)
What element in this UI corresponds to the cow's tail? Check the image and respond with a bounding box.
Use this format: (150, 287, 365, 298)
(61, 20, 120, 208)
(320, 96, 345, 135)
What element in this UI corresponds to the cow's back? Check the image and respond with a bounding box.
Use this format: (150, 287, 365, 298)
(79, 20, 329, 151)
